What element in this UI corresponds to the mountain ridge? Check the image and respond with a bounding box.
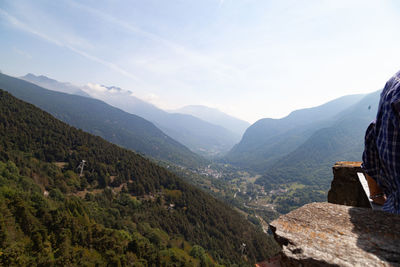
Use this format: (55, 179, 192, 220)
(81, 83, 239, 157)
(225, 93, 366, 171)
(254, 90, 380, 212)
(0, 73, 206, 168)
(171, 105, 250, 138)
(19, 75, 241, 157)
(21, 73, 90, 97)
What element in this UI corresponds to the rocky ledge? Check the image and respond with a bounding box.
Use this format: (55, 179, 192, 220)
(327, 161, 370, 208)
(270, 202, 400, 267)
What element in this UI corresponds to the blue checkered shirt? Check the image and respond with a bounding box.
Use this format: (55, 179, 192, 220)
(362, 71, 400, 214)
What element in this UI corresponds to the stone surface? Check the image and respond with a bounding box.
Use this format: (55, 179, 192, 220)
(270, 202, 400, 267)
(327, 161, 370, 208)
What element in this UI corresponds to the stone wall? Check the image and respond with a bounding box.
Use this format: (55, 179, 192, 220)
(327, 161, 370, 208)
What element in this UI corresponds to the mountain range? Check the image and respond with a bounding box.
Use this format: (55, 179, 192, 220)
(21, 74, 242, 157)
(257, 90, 380, 188)
(21, 73, 90, 97)
(225, 94, 367, 171)
(0, 73, 205, 168)
(224, 90, 380, 212)
(9, 72, 383, 214)
(80, 84, 240, 157)
(0, 89, 278, 265)
(172, 105, 250, 138)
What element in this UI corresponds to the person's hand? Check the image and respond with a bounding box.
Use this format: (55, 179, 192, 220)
(365, 174, 386, 205)
(370, 193, 386, 205)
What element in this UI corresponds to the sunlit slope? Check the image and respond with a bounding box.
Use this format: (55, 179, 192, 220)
(256, 90, 379, 189)
(0, 73, 206, 168)
(226, 94, 366, 171)
(252, 91, 380, 213)
(0, 89, 277, 265)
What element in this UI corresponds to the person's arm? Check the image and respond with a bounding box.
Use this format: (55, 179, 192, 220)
(362, 122, 381, 180)
(362, 122, 386, 205)
(365, 173, 386, 205)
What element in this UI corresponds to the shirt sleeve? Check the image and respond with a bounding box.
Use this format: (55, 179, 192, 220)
(362, 121, 381, 180)
(384, 99, 400, 182)
(391, 98, 400, 124)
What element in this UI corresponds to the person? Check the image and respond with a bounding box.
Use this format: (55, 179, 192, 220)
(362, 71, 400, 214)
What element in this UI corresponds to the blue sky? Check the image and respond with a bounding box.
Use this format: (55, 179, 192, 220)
(1, 0, 400, 123)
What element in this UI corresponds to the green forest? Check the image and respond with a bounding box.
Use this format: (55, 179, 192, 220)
(0, 90, 279, 266)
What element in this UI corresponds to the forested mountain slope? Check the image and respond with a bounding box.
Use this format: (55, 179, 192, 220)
(225, 94, 365, 171)
(255, 91, 380, 212)
(0, 90, 278, 265)
(0, 73, 205, 168)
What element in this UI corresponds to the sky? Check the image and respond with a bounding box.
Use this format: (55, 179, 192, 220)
(1, 0, 400, 123)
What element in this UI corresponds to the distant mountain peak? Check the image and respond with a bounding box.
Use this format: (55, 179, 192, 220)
(21, 73, 90, 97)
(172, 104, 250, 137)
(24, 73, 36, 78)
(81, 85, 240, 157)
(23, 73, 56, 83)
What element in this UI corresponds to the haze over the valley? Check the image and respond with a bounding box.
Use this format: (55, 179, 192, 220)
(1, 0, 400, 123)
(3, 1, 400, 265)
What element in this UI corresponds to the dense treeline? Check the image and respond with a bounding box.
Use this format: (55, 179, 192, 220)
(0, 160, 217, 266)
(0, 90, 278, 266)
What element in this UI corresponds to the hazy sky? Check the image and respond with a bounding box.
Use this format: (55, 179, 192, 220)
(1, 0, 400, 123)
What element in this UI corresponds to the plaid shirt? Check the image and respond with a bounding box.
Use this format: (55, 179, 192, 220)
(362, 71, 400, 214)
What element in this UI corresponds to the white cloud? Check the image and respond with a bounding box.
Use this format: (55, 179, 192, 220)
(85, 83, 107, 93)
(85, 83, 131, 95)
(144, 93, 158, 101)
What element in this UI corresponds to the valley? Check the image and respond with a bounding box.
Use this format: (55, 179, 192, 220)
(1, 72, 380, 219)
(1, 2, 395, 265)
(0, 72, 383, 265)
(162, 162, 313, 223)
